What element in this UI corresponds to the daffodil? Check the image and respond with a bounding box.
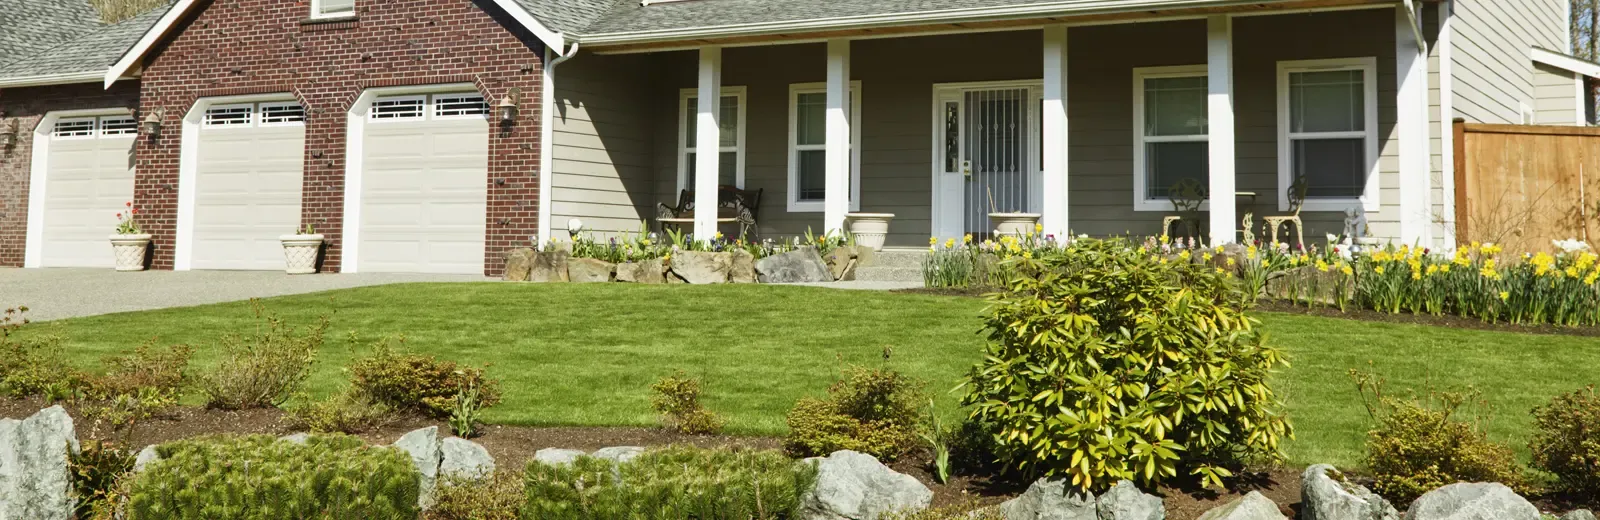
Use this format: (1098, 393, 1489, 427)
(1375, 266, 1386, 275)
(929, 236, 937, 246)
(963, 234, 974, 244)
(1340, 265, 1354, 276)
(944, 238, 956, 249)
(1499, 291, 1510, 301)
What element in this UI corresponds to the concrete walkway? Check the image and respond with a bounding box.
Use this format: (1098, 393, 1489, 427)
(0, 268, 492, 322)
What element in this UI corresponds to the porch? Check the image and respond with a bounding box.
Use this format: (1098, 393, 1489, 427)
(547, 5, 1439, 249)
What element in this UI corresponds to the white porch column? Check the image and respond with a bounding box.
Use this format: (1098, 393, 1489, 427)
(1040, 26, 1070, 238)
(1395, 6, 1431, 246)
(824, 39, 852, 235)
(694, 46, 723, 240)
(1206, 15, 1237, 245)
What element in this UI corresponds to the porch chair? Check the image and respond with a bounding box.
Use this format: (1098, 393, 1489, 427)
(657, 186, 763, 240)
(1263, 176, 1308, 248)
(1161, 178, 1207, 240)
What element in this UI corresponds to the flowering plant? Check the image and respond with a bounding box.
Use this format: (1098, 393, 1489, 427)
(113, 202, 142, 235)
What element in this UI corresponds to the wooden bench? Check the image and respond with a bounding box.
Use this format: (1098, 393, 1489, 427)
(657, 186, 763, 239)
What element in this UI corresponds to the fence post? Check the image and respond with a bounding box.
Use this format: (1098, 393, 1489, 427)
(1452, 118, 1468, 246)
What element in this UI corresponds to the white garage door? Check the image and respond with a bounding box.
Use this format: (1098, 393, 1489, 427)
(359, 93, 489, 274)
(191, 102, 305, 270)
(39, 115, 137, 268)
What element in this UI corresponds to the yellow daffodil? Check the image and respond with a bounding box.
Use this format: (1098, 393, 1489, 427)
(1227, 257, 1236, 266)
(1034, 223, 1044, 234)
(1203, 253, 1213, 262)
(1022, 251, 1033, 259)
(1375, 266, 1386, 274)
(963, 234, 974, 244)
(944, 238, 956, 249)
(1316, 260, 1330, 273)
(929, 236, 937, 245)
(1178, 251, 1191, 261)
(1440, 263, 1452, 273)
(1499, 291, 1510, 301)
(1340, 265, 1354, 276)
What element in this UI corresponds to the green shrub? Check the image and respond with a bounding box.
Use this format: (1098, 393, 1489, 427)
(784, 364, 926, 461)
(348, 337, 501, 419)
(86, 341, 193, 399)
(427, 471, 524, 520)
(522, 446, 817, 520)
(199, 303, 327, 410)
(287, 390, 394, 434)
(649, 372, 724, 435)
(70, 439, 135, 520)
(127, 434, 419, 519)
(1354, 372, 1524, 503)
(1530, 386, 1600, 496)
(961, 238, 1291, 491)
(0, 315, 84, 398)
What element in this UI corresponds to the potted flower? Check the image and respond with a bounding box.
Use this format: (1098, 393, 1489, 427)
(988, 212, 1041, 237)
(279, 223, 324, 274)
(109, 202, 150, 272)
(845, 212, 895, 251)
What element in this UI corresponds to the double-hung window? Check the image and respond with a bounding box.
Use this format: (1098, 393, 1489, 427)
(311, 0, 355, 19)
(1277, 57, 1379, 211)
(788, 82, 861, 212)
(678, 87, 746, 190)
(1133, 66, 1209, 211)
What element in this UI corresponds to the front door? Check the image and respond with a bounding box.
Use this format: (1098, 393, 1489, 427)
(934, 83, 1042, 240)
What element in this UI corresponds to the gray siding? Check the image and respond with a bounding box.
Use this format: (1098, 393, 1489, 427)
(1451, 0, 1567, 124)
(551, 52, 658, 240)
(1533, 62, 1583, 125)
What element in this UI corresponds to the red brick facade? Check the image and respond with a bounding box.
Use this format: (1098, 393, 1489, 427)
(134, 0, 545, 275)
(0, 83, 143, 267)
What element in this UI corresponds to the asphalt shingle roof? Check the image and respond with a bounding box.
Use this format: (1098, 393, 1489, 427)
(510, 0, 619, 36)
(0, 0, 102, 67)
(576, 0, 1086, 36)
(0, 5, 171, 79)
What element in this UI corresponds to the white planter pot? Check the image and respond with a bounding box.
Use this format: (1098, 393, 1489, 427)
(989, 212, 1042, 237)
(108, 234, 151, 272)
(279, 234, 324, 275)
(845, 213, 895, 251)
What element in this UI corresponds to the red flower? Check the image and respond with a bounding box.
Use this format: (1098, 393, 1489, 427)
(131, 208, 138, 215)
(125, 201, 132, 207)
(116, 213, 122, 219)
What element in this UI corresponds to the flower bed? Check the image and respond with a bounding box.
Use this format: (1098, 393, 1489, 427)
(503, 228, 869, 284)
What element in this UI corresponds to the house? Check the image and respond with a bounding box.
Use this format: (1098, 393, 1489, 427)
(0, 0, 1594, 276)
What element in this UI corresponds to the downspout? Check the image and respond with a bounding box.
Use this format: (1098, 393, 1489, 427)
(538, 42, 579, 250)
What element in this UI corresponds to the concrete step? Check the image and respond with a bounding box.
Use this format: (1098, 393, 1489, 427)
(862, 249, 928, 270)
(854, 266, 924, 283)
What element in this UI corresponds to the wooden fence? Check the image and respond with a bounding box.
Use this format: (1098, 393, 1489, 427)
(1453, 120, 1600, 253)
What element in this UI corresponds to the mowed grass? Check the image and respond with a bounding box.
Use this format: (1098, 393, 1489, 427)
(18, 283, 1600, 468)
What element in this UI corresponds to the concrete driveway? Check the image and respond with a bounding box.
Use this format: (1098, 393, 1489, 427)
(0, 268, 492, 322)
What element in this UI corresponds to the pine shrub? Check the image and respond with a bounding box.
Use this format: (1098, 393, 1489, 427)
(784, 365, 927, 462)
(427, 471, 524, 520)
(287, 390, 394, 434)
(522, 446, 817, 520)
(348, 337, 501, 419)
(1530, 386, 1600, 496)
(1354, 373, 1524, 504)
(126, 434, 418, 520)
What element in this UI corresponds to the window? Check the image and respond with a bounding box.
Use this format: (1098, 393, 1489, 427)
(1132, 66, 1208, 211)
(311, 0, 355, 19)
(51, 118, 97, 139)
(203, 104, 254, 127)
(259, 102, 306, 125)
(788, 83, 861, 212)
(433, 94, 489, 118)
(370, 96, 426, 120)
(98, 116, 138, 136)
(369, 94, 482, 122)
(678, 87, 746, 190)
(1277, 57, 1378, 211)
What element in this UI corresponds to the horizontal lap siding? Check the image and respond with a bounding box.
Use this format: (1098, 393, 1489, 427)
(1533, 63, 1582, 125)
(1453, 0, 1566, 124)
(551, 52, 657, 240)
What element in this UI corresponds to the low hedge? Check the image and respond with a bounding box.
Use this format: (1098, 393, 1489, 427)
(127, 434, 419, 520)
(523, 446, 818, 520)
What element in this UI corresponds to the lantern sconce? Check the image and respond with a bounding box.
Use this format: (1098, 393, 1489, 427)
(497, 87, 522, 124)
(0, 119, 18, 151)
(141, 109, 165, 138)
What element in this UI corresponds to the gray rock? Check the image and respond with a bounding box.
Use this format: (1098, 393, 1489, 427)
(998, 478, 1095, 520)
(592, 446, 645, 464)
(132, 445, 161, 473)
(823, 246, 860, 281)
(534, 448, 587, 467)
(504, 248, 536, 281)
(529, 250, 570, 282)
(729, 249, 757, 283)
(672, 251, 732, 284)
(1098, 480, 1163, 520)
(0, 406, 80, 520)
(801, 450, 932, 520)
(1264, 265, 1353, 304)
(1197, 492, 1286, 520)
(1301, 464, 1397, 520)
(756, 247, 832, 283)
(1403, 483, 1538, 520)
(1562, 510, 1598, 520)
(616, 259, 666, 284)
(394, 426, 442, 509)
(278, 433, 311, 445)
(439, 437, 494, 480)
(568, 257, 615, 283)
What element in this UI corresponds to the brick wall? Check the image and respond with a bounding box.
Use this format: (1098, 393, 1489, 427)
(0, 83, 142, 267)
(135, 0, 545, 275)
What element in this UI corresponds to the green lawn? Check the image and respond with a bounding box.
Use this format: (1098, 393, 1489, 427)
(18, 284, 1600, 469)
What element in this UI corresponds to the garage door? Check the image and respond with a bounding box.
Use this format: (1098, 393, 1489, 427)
(191, 101, 305, 270)
(359, 93, 489, 274)
(38, 115, 137, 268)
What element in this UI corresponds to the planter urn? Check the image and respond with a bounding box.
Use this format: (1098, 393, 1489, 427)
(108, 234, 152, 272)
(279, 234, 324, 274)
(988, 212, 1042, 238)
(845, 213, 895, 251)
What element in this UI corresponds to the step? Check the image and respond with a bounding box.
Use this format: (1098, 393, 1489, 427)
(861, 249, 928, 270)
(854, 266, 924, 283)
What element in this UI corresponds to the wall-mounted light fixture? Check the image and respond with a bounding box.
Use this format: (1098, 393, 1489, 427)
(497, 87, 522, 124)
(0, 119, 18, 150)
(141, 108, 165, 138)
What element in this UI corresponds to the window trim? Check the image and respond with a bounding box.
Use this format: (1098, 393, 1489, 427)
(431, 93, 490, 119)
(1132, 65, 1209, 212)
(309, 0, 356, 20)
(256, 101, 306, 127)
(97, 115, 139, 137)
(1276, 57, 1380, 212)
(50, 117, 100, 140)
(367, 94, 428, 122)
(787, 81, 862, 213)
(676, 86, 747, 190)
(202, 103, 256, 129)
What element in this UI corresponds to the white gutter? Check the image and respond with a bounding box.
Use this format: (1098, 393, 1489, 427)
(537, 42, 579, 249)
(1532, 47, 1600, 79)
(1401, 0, 1426, 50)
(0, 71, 104, 89)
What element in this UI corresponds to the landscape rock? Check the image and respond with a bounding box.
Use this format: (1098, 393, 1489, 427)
(756, 247, 832, 283)
(528, 250, 571, 282)
(534, 448, 587, 467)
(504, 248, 536, 281)
(394, 426, 442, 509)
(616, 259, 666, 284)
(1300, 464, 1398, 520)
(133, 444, 161, 473)
(729, 249, 758, 283)
(1098, 480, 1164, 520)
(1265, 265, 1353, 304)
(672, 250, 732, 284)
(1562, 511, 1598, 520)
(998, 478, 1095, 520)
(567, 257, 616, 283)
(823, 246, 860, 281)
(1403, 483, 1538, 520)
(592, 446, 645, 464)
(1197, 491, 1287, 520)
(439, 437, 495, 480)
(801, 450, 932, 520)
(0, 406, 81, 520)
(278, 432, 310, 444)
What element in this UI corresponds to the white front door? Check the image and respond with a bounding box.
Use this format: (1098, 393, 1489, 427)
(933, 83, 1042, 239)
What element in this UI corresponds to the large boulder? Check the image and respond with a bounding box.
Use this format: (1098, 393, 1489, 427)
(823, 246, 862, 281)
(998, 478, 1096, 520)
(1098, 480, 1164, 520)
(1197, 492, 1287, 520)
(0, 406, 81, 520)
(504, 248, 536, 281)
(729, 249, 758, 283)
(528, 250, 571, 282)
(672, 251, 732, 284)
(756, 247, 832, 283)
(1563, 511, 1598, 520)
(439, 437, 495, 480)
(801, 450, 932, 520)
(394, 426, 443, 509)
(1403, 483, 1538, 520)
(568, 257, 616, 283)
(592, 446, 645, 464)
(616, 259, 666, 284)
(534, 448, 587, 467)
(1301, 464, 1398, 520)
(1265, 265, 1353, 304)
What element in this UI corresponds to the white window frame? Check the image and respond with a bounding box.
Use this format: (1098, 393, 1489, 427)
(431, 93, 489, 119)
(787, 81, 862, 213)
(310, 0, 356, 20)
(97, 116, 139, 137)
(50, 117, 99, 140)
(257, 101, 306, 127)
(1132, 65, 1209, 212)
(368, 94, 428, 122)
(676, 86, 747, 190)
(1276, 57, 1380, 212)
(202, 103, 256, 129)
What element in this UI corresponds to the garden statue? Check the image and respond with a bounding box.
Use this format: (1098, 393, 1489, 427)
(1241, 212, 1255, 244)
(1342, 207, 1368, 242)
